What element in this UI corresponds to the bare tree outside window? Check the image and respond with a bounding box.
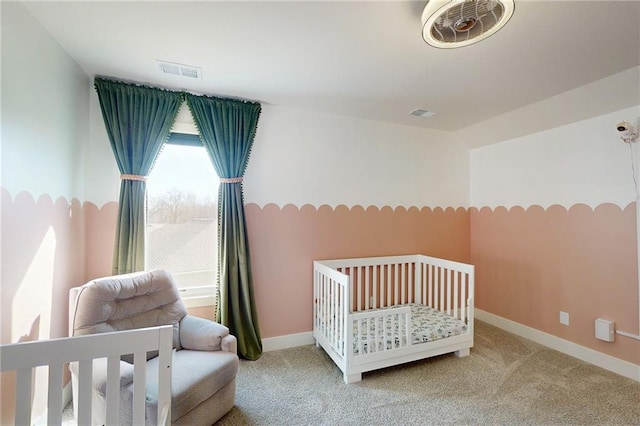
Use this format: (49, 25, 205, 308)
(146, 144, 219, 281)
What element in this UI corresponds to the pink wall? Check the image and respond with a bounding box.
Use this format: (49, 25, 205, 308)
(245, 203, 470, 338)
(470, 202, 639, 364)
(83, 201, 118, 280)
(1, 188, 86, 424)
(0, 188, 86, 340)
(61, 200, 471, 339)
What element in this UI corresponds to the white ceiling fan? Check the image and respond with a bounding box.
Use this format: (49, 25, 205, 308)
(422, 0, 515, 48)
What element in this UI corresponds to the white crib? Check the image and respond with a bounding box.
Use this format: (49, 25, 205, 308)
(0, 325, 173, 425)
(313, 254, 474, 383)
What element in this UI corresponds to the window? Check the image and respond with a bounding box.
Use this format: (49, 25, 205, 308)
(146, 138, 219, 307)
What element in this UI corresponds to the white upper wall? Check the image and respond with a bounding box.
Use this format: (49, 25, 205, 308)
(470, 105, 639, 209)
(244, 105, 468, 209)
(457, 66, 640, 150)
(85, 89, 121, 205)
(87, 98, 470, 209)
(469, 65, 640, 210)
(1, 2, 89, 201)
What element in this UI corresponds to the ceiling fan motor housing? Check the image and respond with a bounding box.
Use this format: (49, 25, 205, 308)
(422, 0, 515, 48)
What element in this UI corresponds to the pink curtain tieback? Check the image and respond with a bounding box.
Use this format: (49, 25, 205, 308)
(120, 174, 147, 182)
(219, 177, 243, 184)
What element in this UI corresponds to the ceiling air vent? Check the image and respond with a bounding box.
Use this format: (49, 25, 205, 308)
(157, 60, 202, 79)
(422, 0, 515, 49)
(410, 109, 437, 118)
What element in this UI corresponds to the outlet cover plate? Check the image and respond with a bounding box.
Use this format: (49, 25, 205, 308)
(560, 311, 569, 326)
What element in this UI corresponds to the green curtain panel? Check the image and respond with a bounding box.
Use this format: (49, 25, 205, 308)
(185, 93, 262, 360)
(94, 77, 182, 274)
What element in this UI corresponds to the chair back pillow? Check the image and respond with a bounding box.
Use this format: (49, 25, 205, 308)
(70, 270, 187, 358)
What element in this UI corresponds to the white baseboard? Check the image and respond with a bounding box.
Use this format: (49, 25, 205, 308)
(475, 309, 640, 382)
(262, 331, 314, 352)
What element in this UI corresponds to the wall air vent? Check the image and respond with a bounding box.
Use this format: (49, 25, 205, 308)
(157, 60, 202, 80)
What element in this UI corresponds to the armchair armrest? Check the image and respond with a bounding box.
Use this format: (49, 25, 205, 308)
(221, 334, 237, 354)
(179, 315, 232, 352)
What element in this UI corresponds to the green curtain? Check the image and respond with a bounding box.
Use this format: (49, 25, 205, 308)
(94, 77, 182, 274)
(185, 93, 262, 360)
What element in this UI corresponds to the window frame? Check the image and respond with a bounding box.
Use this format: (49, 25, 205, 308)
(146, 131, 218, 308)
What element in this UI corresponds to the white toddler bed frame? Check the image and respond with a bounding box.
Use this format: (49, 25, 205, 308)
(0, 325, 172, 425)
(313, 254, 474, 383)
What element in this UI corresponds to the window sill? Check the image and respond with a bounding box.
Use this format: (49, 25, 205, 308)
(182, 294, 215, 308)
(178, 282, 216, 308)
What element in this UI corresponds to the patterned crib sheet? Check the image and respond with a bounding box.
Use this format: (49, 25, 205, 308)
(352, 303, 467, 355)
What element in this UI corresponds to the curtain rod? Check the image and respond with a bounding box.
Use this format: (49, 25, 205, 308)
(94, 75, 262, 106)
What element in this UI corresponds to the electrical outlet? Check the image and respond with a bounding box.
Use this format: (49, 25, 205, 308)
(559, 311, 569, 326)
(595, 319, 615, 342)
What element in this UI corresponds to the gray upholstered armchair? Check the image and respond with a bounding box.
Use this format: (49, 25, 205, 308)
(68, 270, 238, 425)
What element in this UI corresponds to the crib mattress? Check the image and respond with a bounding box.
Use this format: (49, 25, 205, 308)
(353, 303, 467, 355)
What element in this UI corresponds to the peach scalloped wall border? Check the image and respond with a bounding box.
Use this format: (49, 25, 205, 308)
(2, 187, 637, 365)
(470, 202, 636, 214)
(470, 201, 639, 365)
(244, 202, 471, 338)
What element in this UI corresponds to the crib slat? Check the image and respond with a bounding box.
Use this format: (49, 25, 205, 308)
(425, 264, 429, 305)
(313, 270, 318, 330)
(332, 278, 338, 348)
(340, 279, 345, 353)
(447, 268, 452, 315)
(419, 263, 424, 305)
(412, 263, 416, 302)
(106, 355, 120, 426)
(428, 264, 433, 308)
(434, 266, 439, 310)
(330, 278, 335, 347)
(439, 266, 445, 312)
(326, 274, 330, 333)
(357, 267, 363, 311)
(372, 265, 377, 309)
(365, 266, 370, 310)
(47, 363, 63, 425)
(379, 265, 385, 307)
(325, 275, 329, 334)
(15, 368, 32, 425)
(317, 270, 321, 329)
(393, 264, 398, 305)
(157, 325, 173, 426)
(401, 263, 406, 304)
(415, 262, 422, 304)
(407, 263, 412, 303)
(348, 268, 353, 312)
(387, 264, 392, 307)
(454, 271, 459, 319)
(77, 359, 93, 425)
(133, 351, 147, 425)
(335, 278, 339, 347)
(328, 277, 332, 345)
(461, 273, 467, 322)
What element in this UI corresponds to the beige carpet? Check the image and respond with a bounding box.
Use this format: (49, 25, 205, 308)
(217, 321, 639, 425)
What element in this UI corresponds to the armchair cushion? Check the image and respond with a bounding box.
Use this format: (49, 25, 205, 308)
(70, 270, 187, 355)
(69, 357, 136, 394)
(143, 350, 239, 423)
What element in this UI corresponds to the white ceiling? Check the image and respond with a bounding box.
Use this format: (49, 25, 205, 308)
(23, 1, 640, 132)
